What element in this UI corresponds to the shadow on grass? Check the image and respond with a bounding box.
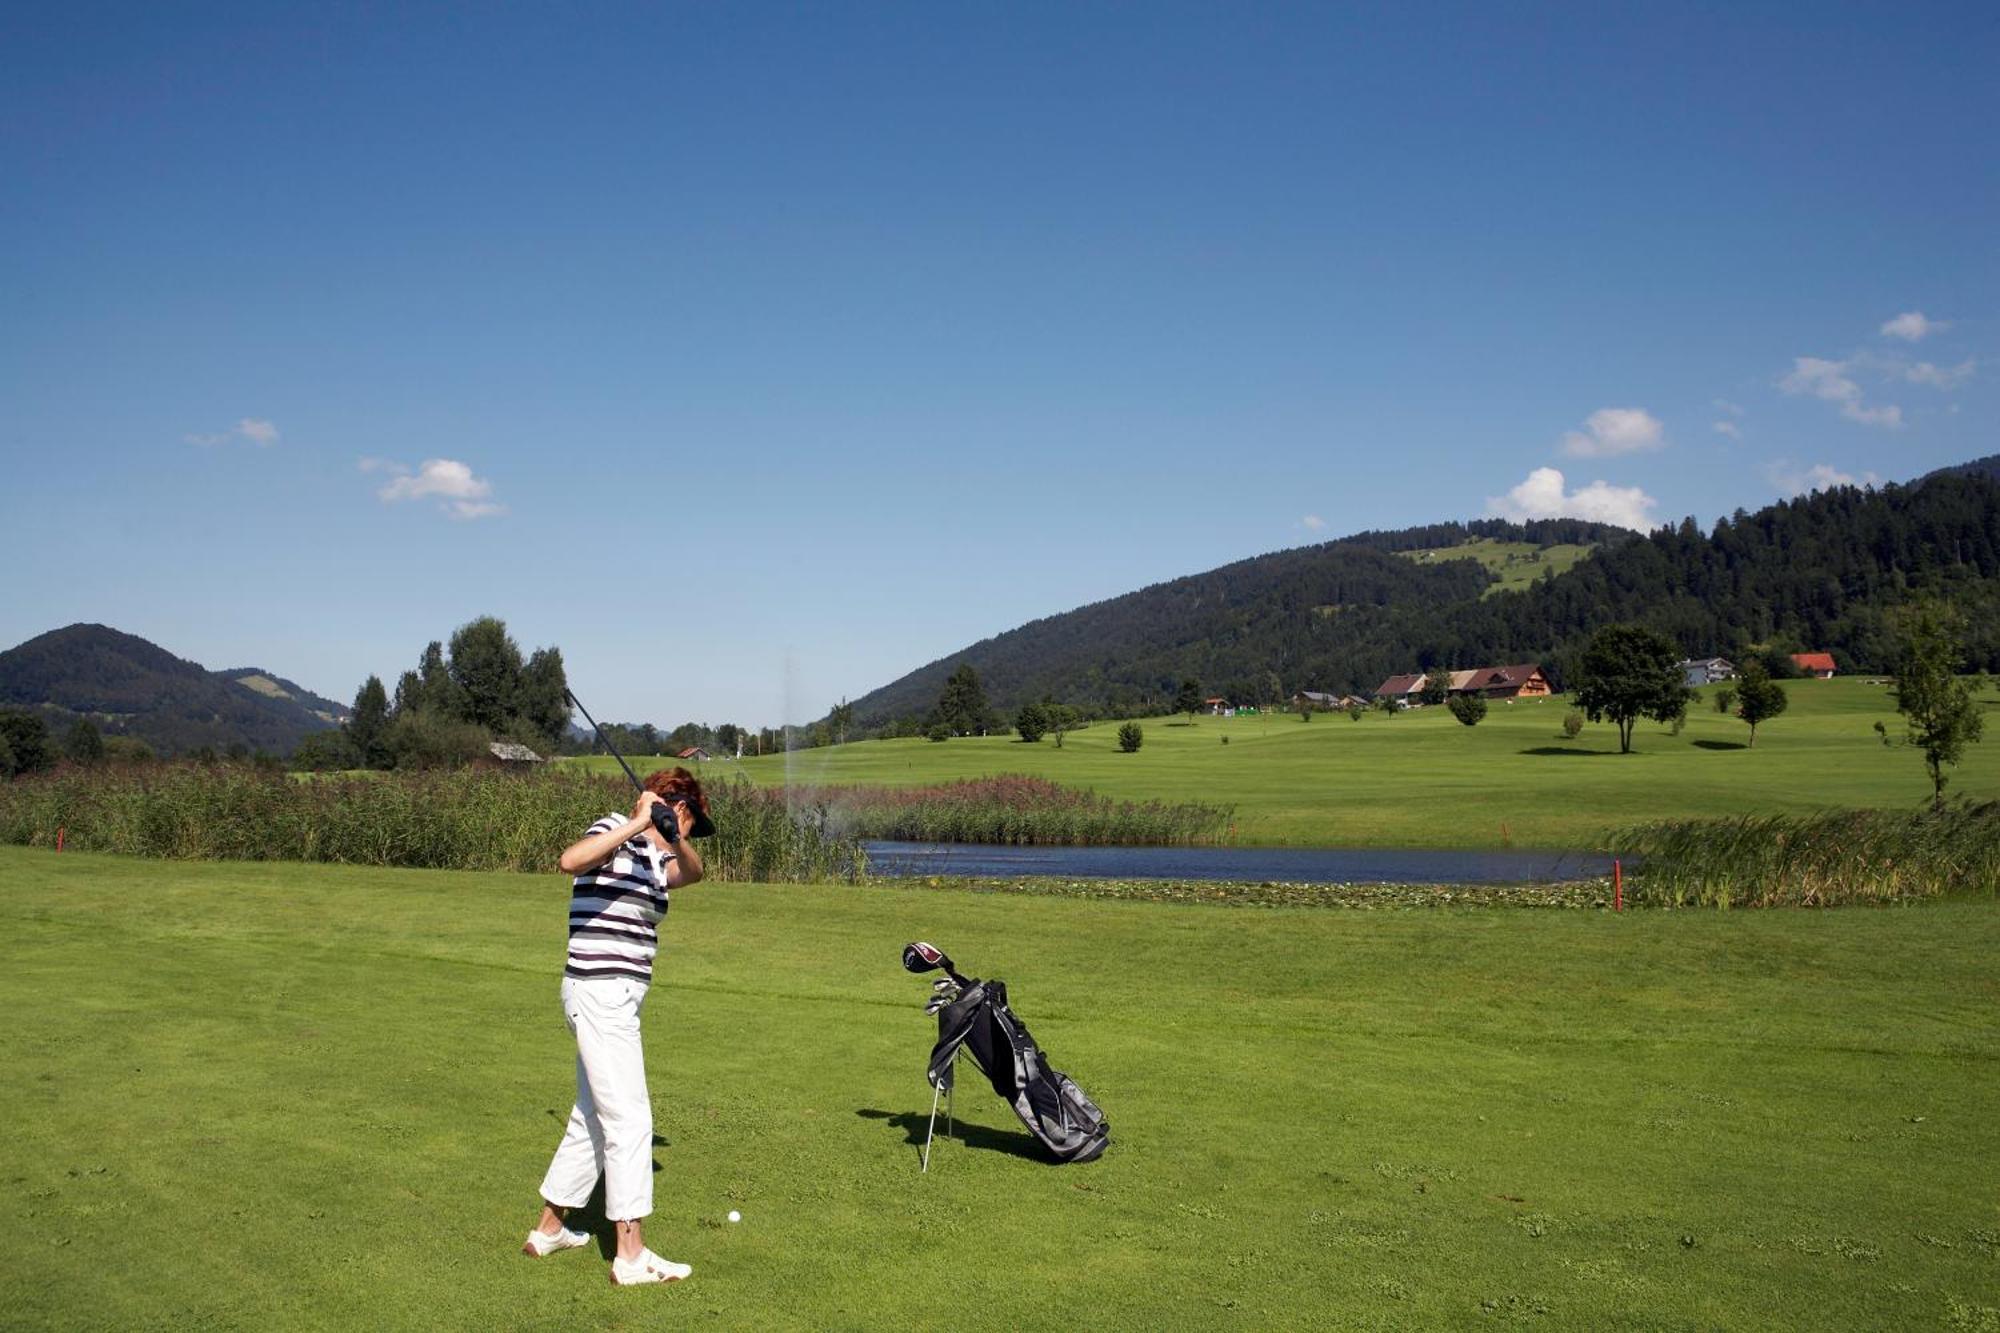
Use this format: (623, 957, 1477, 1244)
(1518, 746, 1618, 757)
(538, 1112, 670, 1258)
(855, 1107, 1045, 1164)
(1692, 739, 1748, 751)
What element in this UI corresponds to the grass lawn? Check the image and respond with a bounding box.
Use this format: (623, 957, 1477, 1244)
(570, 679, 2000, 848)
(3, 847, 1996, 1329)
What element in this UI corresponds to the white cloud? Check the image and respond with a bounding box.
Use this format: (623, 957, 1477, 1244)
(1486, 467, 1658, 532)
(1560, 407, 1666, 458)
(1713, 399, 1746, 417)
(1777, 357, 1903, 428)
(185, 417, 281, 447)
(1766, 461, 1882, 497)
(1881, 311, 1947, 341)
(373, 457, 506, 520)
(1712, 420, 1742, 439)
(1300, 514, 1325, 531)
(1902, 357, 1975, 388)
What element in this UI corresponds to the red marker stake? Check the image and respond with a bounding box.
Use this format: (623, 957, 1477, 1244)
(1613, 858, 1622, 912)
(57, 826, 65, 853)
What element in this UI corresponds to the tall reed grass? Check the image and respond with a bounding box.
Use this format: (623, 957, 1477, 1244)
(1610, 802, 2000, 907)
(798, 774, 1233, 845)
(0, 764, 863, 882)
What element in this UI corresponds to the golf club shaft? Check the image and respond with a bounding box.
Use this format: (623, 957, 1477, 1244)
(565, 688, 646, 793)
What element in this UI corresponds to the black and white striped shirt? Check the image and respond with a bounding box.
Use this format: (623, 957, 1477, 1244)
(565, 813, 675, 983)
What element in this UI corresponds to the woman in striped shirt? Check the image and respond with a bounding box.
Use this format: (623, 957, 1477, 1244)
(523, 766, 710, 1286)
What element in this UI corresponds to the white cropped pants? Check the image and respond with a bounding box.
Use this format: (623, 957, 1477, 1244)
(538, 976, 654, 1221)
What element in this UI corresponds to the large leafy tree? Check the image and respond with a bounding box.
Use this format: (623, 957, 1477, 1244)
(1891, 600, 1986, 808)
(1419, 671, 1452, 707)
(447, 617, 525, 732)
(517, 647, 570, 747)
(1174, 679, 1203, 718)
(1571, 624, 1690, 754)
(347, 675, 392, 769)
(1732, 659, 1787, 748)
(65, 718, 105, 763)
(0, 709, 54, 777)
(416, 640, 463, 717)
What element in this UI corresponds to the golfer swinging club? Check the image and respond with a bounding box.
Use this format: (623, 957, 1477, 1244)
(522, 766, 712, 1285)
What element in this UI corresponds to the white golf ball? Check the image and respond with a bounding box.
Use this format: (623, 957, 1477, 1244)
(727, 1210, 741, 1223)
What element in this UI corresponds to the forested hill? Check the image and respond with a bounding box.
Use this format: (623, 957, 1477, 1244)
(0, 624, 345, 756)
(846, 473, 2000, 727)
(844, 518, 1634, 727)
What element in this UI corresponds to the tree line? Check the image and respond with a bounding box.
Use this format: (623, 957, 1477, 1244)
(295, 616, 570, 770)
(834, 473, 2000, 729)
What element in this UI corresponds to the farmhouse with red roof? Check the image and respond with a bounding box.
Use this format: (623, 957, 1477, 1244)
(1790, 653, 1837, 679)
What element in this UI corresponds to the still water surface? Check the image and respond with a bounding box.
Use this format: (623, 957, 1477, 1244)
(861, 841, 1615, 884)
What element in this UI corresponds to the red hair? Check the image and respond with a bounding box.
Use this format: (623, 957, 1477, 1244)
(643, 766, 709, 820)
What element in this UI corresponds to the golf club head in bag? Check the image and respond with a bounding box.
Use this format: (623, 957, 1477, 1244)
(901, 941, 967, 986)
(905, 944, 1109, 1166)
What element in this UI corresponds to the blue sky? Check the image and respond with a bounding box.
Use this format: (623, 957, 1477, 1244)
(3, 2, 1994, 726)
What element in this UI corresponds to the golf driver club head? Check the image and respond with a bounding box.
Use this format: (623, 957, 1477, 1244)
(901, 941, 956, 977)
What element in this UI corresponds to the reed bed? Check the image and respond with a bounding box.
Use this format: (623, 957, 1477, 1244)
(1609, 802, 2000, 907)
(798, 774, 1233, 845)
(0, 764, 864, 882)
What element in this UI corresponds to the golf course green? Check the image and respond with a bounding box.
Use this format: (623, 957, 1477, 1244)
(570, 679, 2000, 847)
(4, 847, 1995, 1329)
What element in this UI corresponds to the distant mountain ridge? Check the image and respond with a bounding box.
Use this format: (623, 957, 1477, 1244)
(0, 624, 347, 756)
(845, 469, 2000, 726)
(845, 518, 1637, 726)
(1923, 453, 2000, 484)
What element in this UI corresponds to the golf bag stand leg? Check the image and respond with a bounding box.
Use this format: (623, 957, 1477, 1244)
(920, 1048, 958, 1173)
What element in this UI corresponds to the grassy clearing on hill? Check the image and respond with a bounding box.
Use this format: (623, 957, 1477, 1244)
(3, 848, 1996, 1330)
(1400, 538, 1599, 597)
(573, 679, 2000, 848)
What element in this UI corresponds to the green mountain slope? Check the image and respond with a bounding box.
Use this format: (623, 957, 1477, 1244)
(846, 518, 1634, 726)
(847, 472, 2000, 727)
(0, 624, 346, 756)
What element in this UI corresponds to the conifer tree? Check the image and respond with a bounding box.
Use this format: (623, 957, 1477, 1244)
(348, 675, 392, 769)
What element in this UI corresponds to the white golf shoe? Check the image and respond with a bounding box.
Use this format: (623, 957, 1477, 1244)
(609, 1248, 692, 1285)
(521, 1224, 591, 1258)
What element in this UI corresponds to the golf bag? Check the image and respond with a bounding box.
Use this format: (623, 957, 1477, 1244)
(909, 943, 1110, 1165)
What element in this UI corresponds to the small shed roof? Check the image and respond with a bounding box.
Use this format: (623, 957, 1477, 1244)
(488, 741, 544, 763)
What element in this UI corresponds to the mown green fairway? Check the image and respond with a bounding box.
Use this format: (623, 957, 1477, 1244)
(575, 679, 2000, 848)
(4, 847, 1996, 1330)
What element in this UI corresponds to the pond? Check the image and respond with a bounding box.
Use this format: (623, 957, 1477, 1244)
(860, 841, 1617, 885)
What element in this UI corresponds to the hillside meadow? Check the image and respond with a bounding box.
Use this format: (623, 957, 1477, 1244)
(3, 847, 1997, 1330)
(569, 678, 2000, 848)
(1401, 537, 1600, 597)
